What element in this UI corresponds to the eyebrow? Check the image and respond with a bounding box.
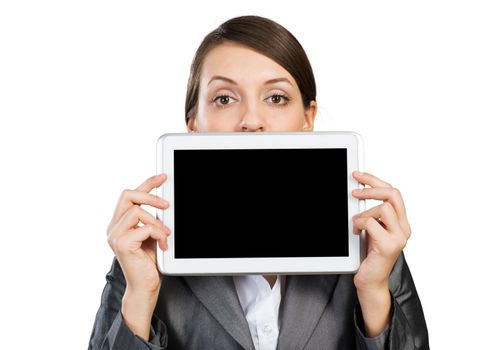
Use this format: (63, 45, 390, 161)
(207, 75, 293, 87)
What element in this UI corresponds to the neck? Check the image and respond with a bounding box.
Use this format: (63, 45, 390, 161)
(263, 274, 278, 288)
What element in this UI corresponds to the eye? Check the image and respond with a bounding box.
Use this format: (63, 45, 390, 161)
(213, 95, 236, 106)
(266, 94, 290, 105)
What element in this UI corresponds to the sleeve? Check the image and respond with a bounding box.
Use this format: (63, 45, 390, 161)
(88, 257, 168, 350)
(354, 252, 430, 350)
(354, 304, 391, 350)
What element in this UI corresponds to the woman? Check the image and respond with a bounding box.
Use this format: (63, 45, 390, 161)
(89, 15, 429, 350)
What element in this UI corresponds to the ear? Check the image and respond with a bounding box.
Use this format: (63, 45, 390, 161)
(302, 100, 317, 131)
(186, 116, 197, 133)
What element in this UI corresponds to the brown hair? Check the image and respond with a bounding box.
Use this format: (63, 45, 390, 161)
(184, 15, 317, 124)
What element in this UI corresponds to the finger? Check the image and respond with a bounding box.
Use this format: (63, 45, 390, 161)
(351, 187, 408, 222)
(128, 224, 169, 251)
(113, 225, 168, 255)
(353, 217, 387, 242)
(136, 173, 168, 192)
(353, 202, 401, 234)
(109, 174, 168, 227)
(354, 217, 407, 257)
(118, 205, 168, 234)
(352, 171, 392, 189)
(111, 189, 170, 226)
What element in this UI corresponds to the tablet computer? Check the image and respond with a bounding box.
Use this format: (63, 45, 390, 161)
(156, 131, 366, 275)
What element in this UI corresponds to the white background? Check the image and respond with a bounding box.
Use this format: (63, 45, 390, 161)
(1, 1, 499, 348)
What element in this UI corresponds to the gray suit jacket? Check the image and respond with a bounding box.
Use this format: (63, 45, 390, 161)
(88, 253, 429, 349)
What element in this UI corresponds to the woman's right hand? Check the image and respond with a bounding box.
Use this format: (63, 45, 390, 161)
(106, 173, 170, 298)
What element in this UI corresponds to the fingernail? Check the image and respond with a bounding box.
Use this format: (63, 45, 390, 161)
(352, 189, 362, 194)
(354, 171, 364, 176)
(156, 174, 166, 179)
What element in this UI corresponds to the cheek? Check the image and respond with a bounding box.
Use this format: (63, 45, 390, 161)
(267, 106, 305, 131)
(194, 106, 239, 132)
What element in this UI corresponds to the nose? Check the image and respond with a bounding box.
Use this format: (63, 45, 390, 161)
(238, 103, 266, 132)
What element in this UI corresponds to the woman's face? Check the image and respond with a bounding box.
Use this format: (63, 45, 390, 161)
(187, 42, 317, 132)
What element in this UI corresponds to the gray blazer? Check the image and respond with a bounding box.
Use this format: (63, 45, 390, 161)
(88, 253, 429, 349)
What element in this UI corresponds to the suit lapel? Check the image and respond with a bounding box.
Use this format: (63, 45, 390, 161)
(183, 276, 255, 350)
(277, 275, 339, 350)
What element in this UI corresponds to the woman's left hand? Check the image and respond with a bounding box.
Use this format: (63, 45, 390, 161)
(351, 171, 412, 293)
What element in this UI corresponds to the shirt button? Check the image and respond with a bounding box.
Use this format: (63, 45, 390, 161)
(263, 324, 273, 335)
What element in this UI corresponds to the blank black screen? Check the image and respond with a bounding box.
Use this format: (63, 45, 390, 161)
(173, 148, 348, 258)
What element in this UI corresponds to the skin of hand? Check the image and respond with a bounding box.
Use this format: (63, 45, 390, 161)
(106, 174, 170, 340)
(351, 170, 412, 337)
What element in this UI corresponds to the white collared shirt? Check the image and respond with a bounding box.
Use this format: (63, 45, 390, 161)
(233, 275, 286, 350)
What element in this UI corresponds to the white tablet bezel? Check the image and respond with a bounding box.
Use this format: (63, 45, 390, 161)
(156, 131, 366, 275)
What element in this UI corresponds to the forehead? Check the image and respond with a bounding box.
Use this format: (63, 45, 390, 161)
(200, 42, 298, 88)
